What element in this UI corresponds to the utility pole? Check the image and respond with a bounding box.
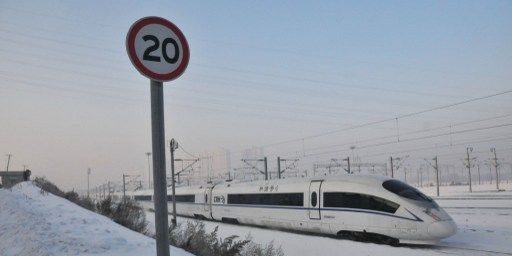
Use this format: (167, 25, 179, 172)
(464, 147, 474, 193)
(277, 157, 281, 179)
(434, 156, 439, 196)
(343, 157, 351, 174)
(491, 148, 500, 190)
(145, 152, 152, 189)
(390, 156, 408, 180)
(87, 168, 91, 198)
(5, 154, 12, 172)
(476, 163, 481, 185)
(123, 174, 126, 198)
(390, 157, 394, 178)
(225, 149, 232, 181)
(169, 139, 178, 226)
(241, 157, 268, 180)
(277, 157, 299, 179)
(264, 157, 268, 180)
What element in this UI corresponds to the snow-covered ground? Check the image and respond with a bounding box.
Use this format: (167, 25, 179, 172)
(144, 183, 512, 255)
(0, 182, 193, 256)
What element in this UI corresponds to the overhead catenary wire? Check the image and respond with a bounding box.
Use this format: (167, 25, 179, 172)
(261, 90, 512, 148)
(273, 114, 512, 157)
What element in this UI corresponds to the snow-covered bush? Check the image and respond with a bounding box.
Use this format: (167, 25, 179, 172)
(33, 176, 65, 197)
(168, 220, 283, 256)
(96, 196, 149, 235)
(242, 235, 284, 256)
(64, 190, 96, 212)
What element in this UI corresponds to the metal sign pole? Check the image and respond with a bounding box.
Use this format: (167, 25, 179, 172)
(170, 139, 178, 227)
(150, 80, 170, 256)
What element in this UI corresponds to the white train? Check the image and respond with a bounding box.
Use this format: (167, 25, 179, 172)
(134, 175, 457, 245)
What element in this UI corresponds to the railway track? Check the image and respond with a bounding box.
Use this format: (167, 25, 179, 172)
(443, 206, 512, 210)
(435, 245, 512, 255)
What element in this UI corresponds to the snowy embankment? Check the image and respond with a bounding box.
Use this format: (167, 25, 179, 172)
(0, 182, 193, 256)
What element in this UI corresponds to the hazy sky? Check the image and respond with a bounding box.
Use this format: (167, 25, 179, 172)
(1, 0, 511, 190)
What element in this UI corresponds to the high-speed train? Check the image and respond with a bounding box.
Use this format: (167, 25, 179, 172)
(133, 175, 457, 245)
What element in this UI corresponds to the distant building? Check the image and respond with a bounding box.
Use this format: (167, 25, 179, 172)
(0, 170, 31, 188)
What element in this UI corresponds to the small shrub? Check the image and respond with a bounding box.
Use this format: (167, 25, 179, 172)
(112, 198, 148, 234)
(33, 177, 65, 198)
(65, 190, 79, 202)
(242, 235, 284, 256)
(96, 196, 148, 234)
(76, 196, 96, 212)
(96, 196, 114, 217)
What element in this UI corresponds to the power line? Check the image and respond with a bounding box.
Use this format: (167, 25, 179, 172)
(275, 113, 512, 156)
(300, 122, 512, 158)
(262, 90, 512, 148)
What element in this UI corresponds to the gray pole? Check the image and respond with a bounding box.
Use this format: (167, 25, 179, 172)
(146, 152, 152, 189)
(434, 156, 440, 197)
(390, 157, 394, 178)
(466, 147, 473, 193)
(150, 80, 170, 256)
(492, 148, 500, 190)
(170, 139, 178, 227)
(87, 168, 91, 198)
(489, 163, 493, 184)
(123, 174, 126, 198)
(264, 157, 268, 180)
(277, 157, 281, 179)
(5, 154, 12, 172)
(477, 163, 481, 185)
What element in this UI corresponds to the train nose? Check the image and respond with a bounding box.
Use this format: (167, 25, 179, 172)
(427, 220, 457, 239)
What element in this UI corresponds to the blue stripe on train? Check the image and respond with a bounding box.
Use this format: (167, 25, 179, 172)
(163, 201, 423, 222)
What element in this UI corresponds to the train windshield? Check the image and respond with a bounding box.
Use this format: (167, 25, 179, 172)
(382, 180, 437, 207)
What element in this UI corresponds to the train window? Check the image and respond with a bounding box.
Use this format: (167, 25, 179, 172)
(134, 195, 152, 201)
(323, 192, 399, 214)
(167, 194, 195, 203)
(311, 192, 317, 207)
(382, 180, 436, 205)
(228, 193, 304, 206)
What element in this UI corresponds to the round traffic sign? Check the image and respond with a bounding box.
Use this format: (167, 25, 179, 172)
(126, 16, 190, 82)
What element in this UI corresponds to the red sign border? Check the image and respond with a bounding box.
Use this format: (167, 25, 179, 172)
(126, 16, 190, 82)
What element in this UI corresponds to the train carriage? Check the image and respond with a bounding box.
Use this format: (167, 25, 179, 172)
(134, 175, 457, 245)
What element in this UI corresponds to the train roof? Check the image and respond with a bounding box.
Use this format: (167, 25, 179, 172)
(214, 174, 390, 189)
(131, 174, 391, 195)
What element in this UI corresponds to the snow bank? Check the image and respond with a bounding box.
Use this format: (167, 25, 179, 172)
(0, 182, 193, 256)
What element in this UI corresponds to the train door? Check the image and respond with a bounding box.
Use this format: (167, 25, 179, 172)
(203, 187, 210, 213)
(309, 180, 322, 219)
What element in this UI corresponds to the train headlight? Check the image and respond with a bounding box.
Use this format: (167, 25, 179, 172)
(423, 208, 441, 221)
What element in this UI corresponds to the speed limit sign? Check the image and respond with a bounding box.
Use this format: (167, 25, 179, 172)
(126, 16, 190, 256)
(126, 16, 190, 81)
